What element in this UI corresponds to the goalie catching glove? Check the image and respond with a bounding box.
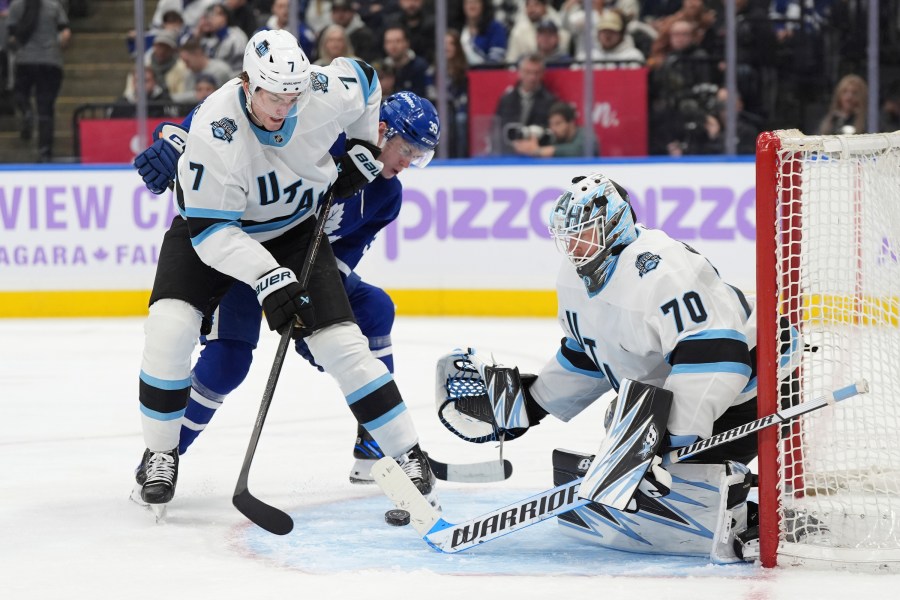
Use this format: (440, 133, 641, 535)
(333, 138, 383, 198)
(434, 348, 547, 443)
(133, 122, 187, 194)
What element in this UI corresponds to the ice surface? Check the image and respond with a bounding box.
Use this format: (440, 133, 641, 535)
(2, 317, 898, 599)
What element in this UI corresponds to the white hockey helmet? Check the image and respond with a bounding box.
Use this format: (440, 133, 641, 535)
(243, 29, 311, 96)
(549, 173, 638, 293)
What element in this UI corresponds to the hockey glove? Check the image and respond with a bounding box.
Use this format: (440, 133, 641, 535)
(134, 122, 188, 194)
(435, 348, 547, 443)
(254, 267, 315, 333)
(332, 138, 383, 198)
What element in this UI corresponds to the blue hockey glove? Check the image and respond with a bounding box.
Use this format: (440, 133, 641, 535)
(294, 339, 325, 372)
(254, 267, 315, 333)
(333, 138, 383, 198)
(134, 122, 187, 194)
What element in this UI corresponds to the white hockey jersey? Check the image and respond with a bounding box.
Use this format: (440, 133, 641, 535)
(529, 227, 758, 441)
(175, 57, 381, 286)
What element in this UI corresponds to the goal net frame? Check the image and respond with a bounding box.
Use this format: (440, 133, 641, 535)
(755, 129, 900, 570)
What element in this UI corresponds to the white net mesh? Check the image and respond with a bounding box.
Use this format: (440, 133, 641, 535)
(768, 130, 900, 569)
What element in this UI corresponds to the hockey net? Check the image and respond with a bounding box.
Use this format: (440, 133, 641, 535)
(755, 130, 900, 570)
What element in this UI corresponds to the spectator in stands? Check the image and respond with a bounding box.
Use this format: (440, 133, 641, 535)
(127, 10, 192, 59)
(581, 9, 645, 64)
(222, 0, 258, 38)
(534, 19, 573, 67)
(505, 0, 568, 66)
(193, 72, 218, 102)
(329, 0, 380, 64)
(382, 24, 432, 100)
(647, 18, 718, 155)
(647, 0, 716, 69)
(152, 0, 218, 30)
(0, 0, 10, 111)
(108, 67, 178, 119)
(196, 3, 249, 75)
(459, 0, 508, 66)
(687, 87, 764, 155)
(562, 0, 656, 60)
(817, 74, 868, 135)
(145, 29, 190, 98)
(375, 61, 397, 97)
(261, 0, 318, 61)
(305, 0, 334, 34)
(7, 0, 70, 162)
(170, 35, 232, 103)
(494, 53, 559, 155)
(880, 81, 900, 134)
(492, 0, 521, 32)
(315, 24, 356, 66)
(384, 0, 435, 63)
(444, 28, 470, 157)
(510, 100, 598, 157)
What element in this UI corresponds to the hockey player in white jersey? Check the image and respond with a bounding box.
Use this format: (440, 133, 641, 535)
(133, 30, 439, 514)
(434, 172, 794, 562)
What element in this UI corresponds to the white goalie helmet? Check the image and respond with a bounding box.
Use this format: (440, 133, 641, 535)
(243, 29, 311, 109)
(548, 173, 638, 293)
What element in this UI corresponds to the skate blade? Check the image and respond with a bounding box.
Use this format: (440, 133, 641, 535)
(349, 458, 378, 484)
(129, 483, 150, 509)
(150, 502, 168, 523)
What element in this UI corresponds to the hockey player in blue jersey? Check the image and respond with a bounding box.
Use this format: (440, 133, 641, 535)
(134, 87, 441, 489)
(131, 30, 441, 515)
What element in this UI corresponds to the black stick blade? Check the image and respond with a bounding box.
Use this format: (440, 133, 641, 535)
(232, 489, 294, 535)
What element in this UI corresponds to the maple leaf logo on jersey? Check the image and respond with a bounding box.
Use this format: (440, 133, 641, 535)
(635, 252, 661, 277)
(211, 117, 238, 143)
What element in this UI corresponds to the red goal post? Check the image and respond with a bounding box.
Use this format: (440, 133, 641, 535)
(755, 129, 900, 570)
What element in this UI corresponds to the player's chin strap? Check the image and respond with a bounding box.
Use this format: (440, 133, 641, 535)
(373, 379, 869, 553)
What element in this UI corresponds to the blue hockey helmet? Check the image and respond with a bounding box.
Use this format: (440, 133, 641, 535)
(380, 92, 441, 167)
(549, 173, 638, 292)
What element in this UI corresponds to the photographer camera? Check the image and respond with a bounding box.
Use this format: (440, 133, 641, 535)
(510, 101, 598, 158)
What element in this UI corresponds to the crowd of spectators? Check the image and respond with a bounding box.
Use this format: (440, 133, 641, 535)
(6, 0, 894, 161)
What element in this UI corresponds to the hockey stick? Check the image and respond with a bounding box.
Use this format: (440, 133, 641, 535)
(232, 188, 336, 535)
(373, 380, 869, 553)
(426, 453, 513, 483)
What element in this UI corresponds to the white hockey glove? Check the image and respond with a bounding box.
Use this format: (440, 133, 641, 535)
(434, 348, 545, 443)
(333, 138, 383, 198)
(134, 122, 187, 194)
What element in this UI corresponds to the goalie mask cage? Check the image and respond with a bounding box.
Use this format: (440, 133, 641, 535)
(756, 129, 900, 571)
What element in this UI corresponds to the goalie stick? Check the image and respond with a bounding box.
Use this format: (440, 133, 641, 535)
(426, 454, 513, 483)
(373, 380, 869, 553)
(232, 188, 336, 536)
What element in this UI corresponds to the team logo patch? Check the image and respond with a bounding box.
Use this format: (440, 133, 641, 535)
(255, 40, 270, 58)
(635, 252, 661, 277)
(211, 117, 238, 143)
(310, 72, 329, 92)
(273, 134, 284, 144)
(637, 423, 659, 460)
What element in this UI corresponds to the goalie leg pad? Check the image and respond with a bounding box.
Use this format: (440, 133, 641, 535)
(553, 449, 753, 563)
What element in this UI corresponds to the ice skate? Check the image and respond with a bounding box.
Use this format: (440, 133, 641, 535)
(132, 448, 179, 520)
(349, 424, 385, 484)
(394, 443, 440, 510)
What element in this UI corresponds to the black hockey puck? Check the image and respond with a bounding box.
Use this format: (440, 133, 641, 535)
(385, 509, 411, 526)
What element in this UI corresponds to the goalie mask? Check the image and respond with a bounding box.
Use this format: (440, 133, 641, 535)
(549, 173, 638, 294)
(380, 92, 440, 168)
(242, 30, 311, 119)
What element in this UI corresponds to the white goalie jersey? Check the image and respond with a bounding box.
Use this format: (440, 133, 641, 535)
(175, 57, 382, 286)
(529, 227, 757, 441)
